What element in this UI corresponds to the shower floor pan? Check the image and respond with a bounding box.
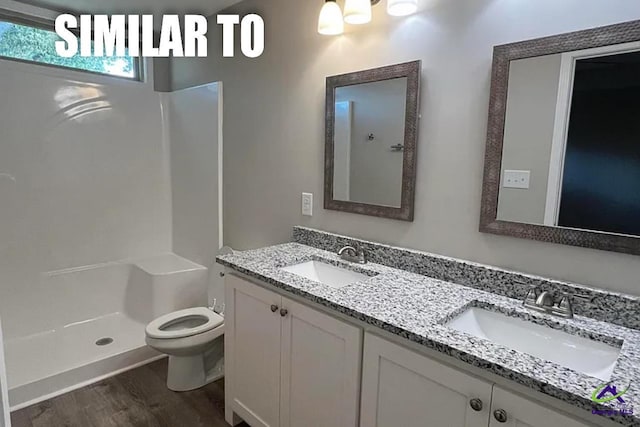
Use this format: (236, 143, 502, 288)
(3, 253, 208, 410)
(5, 312, 160, 410)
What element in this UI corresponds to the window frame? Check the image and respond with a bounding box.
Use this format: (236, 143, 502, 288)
(0, 11, 143, 82)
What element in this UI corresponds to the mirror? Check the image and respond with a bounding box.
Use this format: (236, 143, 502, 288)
(481, 20, 640, 255)
(324, 61, 421, 221)
(333, 78, 408, 208)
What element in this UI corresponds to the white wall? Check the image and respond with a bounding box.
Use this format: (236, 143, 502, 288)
(163, 83, 223, 303)
(497, 54, 562, 224)
(0, 47, 172, 328)
(171, 0, 640, 295)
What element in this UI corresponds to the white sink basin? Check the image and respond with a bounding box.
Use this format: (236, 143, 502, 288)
(447, 307, 621, 381)
(281, 260, 371, 289)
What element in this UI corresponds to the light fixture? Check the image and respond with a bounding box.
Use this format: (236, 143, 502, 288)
(343, 0, 372, 25)
(317, 0, 416, 36)
(387, 0, 418, 16)
(318, 0, 345, 35)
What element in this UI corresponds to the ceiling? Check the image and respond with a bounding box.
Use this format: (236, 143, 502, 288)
(15, 0, 241, 19)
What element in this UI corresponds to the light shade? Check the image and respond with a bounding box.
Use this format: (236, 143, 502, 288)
(318, 0, 344, 35)
(387, 0, 418, 16)
(344, 0, 372, 24)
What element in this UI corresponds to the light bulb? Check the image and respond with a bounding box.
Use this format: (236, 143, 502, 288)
(387, 0, 417, 16)
(344, 0, 372, 25)
(318, 0, 344, 35)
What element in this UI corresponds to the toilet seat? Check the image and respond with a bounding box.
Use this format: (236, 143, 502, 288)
(145, 307, 224, 340)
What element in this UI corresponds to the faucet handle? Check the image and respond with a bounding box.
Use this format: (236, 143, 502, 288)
(558, 293, 571, 307)
(556, 293, 574, 318)
(523, 285, 539, 303)
(357, 246, 367, 263)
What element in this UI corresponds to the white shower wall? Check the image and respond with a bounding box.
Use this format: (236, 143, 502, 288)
(163, 83, 224, 305)
(0, 47, 223, 407)
(0, 58, 173, 338)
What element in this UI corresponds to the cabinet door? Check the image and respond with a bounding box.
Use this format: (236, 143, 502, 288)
(360, 333, 493, 427)
(489, 386, 594, 427)
(280, 297, 362, 427)
(225, 275, 282, 427)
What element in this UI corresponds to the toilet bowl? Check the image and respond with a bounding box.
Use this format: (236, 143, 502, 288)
(145, 307, 224, 391)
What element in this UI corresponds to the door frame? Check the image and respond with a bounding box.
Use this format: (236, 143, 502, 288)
(0, 317, 11, 427)
(332, 100, 352, 201)
(543, 40, 640, 225)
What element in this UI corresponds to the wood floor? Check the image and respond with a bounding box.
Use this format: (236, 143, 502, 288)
(11, 359, 250, 427)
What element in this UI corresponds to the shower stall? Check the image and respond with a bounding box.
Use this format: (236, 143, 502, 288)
(0, 56, 222, 410)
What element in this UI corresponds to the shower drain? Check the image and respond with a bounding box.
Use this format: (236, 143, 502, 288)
(95, 337, 114, 346)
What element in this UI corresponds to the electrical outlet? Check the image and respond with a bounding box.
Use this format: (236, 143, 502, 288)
(302, 192, 313, 216)
(503, 170, 531, 189)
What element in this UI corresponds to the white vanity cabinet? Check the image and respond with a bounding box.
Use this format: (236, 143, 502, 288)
(225, 274, 362, 427)
(361, 333, 595, 427)
(225, 273, 597, 427)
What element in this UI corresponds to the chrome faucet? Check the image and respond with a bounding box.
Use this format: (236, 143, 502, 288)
(337, 245, 367, 264)
(523, 286, 576, 318)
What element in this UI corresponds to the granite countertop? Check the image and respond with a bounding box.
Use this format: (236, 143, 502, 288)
(217, 242, 640, 426)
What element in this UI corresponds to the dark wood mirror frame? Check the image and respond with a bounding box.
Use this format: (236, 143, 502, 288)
(324, 60, 421, 221)
(480, 20, 640, 256)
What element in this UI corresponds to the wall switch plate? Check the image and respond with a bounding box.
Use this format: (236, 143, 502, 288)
(302, 192, 313, 216)
(503, 170, 531, 189)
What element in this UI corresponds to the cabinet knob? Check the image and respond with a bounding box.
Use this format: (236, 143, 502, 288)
(493, 409, 508, 423)
(469, 398, 483, 412)
(270, 304, 279, 313)
(280, 308, 288, 317)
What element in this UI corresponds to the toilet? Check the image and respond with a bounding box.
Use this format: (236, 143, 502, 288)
(145, 307, 225, 391)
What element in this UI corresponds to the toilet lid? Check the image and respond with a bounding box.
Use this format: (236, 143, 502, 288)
(146, 307, 224, 339)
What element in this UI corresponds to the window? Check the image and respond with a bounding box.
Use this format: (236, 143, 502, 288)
(0, 19, 139, 80)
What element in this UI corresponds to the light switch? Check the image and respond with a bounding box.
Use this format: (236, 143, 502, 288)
(503, 170, 531, 189)
(302, 192, 313, 216)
